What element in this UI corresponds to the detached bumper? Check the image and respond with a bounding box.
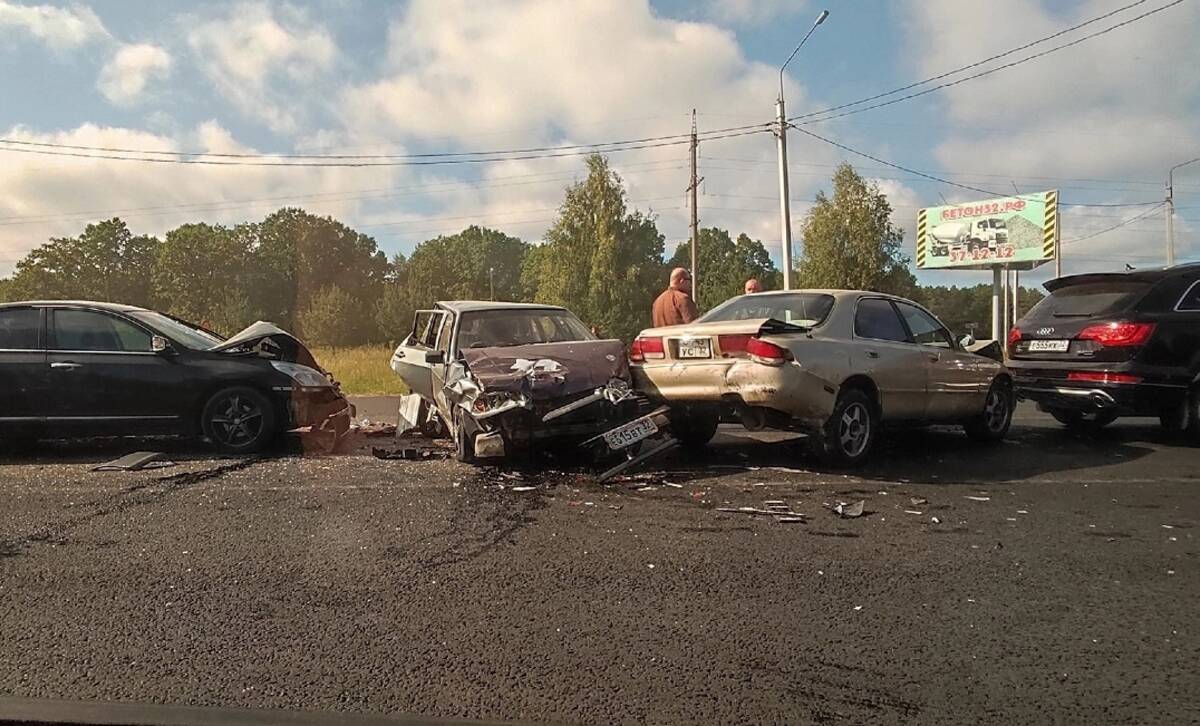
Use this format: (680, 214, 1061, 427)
(285, 388, 355, 433)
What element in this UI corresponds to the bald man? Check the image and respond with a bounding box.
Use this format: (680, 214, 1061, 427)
(651, 267, 699, 328)
(744, 278, 762, 294)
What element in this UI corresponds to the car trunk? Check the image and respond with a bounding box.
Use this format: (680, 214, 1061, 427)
(635, 318, 804, 362)
(1010, 276, 1155, 367)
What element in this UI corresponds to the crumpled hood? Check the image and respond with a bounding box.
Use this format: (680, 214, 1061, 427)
(210, 321, 321, 369)
(461, 339, 628, 399)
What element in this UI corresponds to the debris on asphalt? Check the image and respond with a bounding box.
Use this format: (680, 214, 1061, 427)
(371, 446, 450, 461)
(931, 516, 941, 524)
(396, 393, 424, 433)
(964, 496, 991, 502)
(357, 421, 398, 437)
(910, 497, 928, 507)
(1017, 510, 1029, 514)
(511, 486, 537, 492)
(833, 500, 865, 518)
(716, 505, 806, 520)
(92, 451, 176, 472)
(904, 510, 923, 515)
(1162, 524, 1175, 529)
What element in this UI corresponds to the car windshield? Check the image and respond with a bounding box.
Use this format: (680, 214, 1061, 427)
(1027, 280, 1152, 318)
(456, 309, 595, 350)
(128, 311, 225, 350)
(699, 292, 836, 327)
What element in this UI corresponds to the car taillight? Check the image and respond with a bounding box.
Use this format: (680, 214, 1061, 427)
(1076, 322, 1155, 347)
(718, 334, 752, 355)
(629, 336, 664, 362)
(1007, 326, 1022, 350)
(746, 337, 789, 366)
(1066, 371, 1142, 384)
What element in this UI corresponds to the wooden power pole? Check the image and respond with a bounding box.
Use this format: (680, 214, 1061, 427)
(688, 110, 700, 302)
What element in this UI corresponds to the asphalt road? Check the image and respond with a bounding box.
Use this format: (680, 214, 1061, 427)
(1, 402, 1197, 725)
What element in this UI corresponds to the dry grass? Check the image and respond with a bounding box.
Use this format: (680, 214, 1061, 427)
(311, 344, 409, 396)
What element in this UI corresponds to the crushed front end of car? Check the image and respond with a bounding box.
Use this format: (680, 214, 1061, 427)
(448, 339, 642, 460)
(212, 321, 355, 439)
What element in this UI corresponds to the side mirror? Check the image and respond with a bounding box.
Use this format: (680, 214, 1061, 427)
(425, 350, 445, 365)
(151, 335, 177, 356)
(959, 334, 976, 349)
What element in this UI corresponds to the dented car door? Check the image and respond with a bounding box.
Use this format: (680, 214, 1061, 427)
(391, 309, 446, 401)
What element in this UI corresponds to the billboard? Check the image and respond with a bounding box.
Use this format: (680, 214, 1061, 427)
(917, 190, 1058, 270)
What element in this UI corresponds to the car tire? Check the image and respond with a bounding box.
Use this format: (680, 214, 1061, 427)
(453, 408, 477, 464)
(1183, 387, 1200, 446)
(201, 387, 278, 454)
(671, 407, 719, 450)
(965, 379, 1014, 442)
(1049, 408, 1118, 431)
(815, 389, 877, 468)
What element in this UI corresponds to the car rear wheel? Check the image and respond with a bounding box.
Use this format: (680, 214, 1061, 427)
(201, 387, 278, 454)
(1183, 388, 1200, 446)
(1049, 408, 1118, 431)
(965, 379, 1013, 442)
(815, 389, 876, 468)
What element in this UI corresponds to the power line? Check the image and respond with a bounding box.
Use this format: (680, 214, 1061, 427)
(1062, 203, 1166, 244)
(789, 0, 1184, 125)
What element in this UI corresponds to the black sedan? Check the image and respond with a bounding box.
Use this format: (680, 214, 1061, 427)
(0, 301, 353, 453)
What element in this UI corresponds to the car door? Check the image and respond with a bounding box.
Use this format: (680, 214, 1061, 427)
(391, 309, 447, 401)
(429, 311, 457, 418)
(895, 301, 989, 421)
(0, 306, 47, 427)
(852, 298, 929, 420)
(47, 308, 188, 431)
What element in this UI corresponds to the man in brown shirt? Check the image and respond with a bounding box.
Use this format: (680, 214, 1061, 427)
(651, 267, 699, 328)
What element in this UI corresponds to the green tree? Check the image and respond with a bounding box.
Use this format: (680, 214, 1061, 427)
(0, 278, 12, 302)
(796, 164, 916, 296)
(914, 283, 1045, 339)
(669, 228, 779, 311)
(152, 222, 259, 335)
(297, 285, 359, 347)
(7, 218, 159, 304)
(252, 208, 390, 335)
(525, 154, 666, 341)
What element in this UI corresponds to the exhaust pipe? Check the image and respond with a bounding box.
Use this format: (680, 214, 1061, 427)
(739, 406, 767, 431)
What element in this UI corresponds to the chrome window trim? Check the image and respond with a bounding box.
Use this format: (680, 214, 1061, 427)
(0, 348, 45, 353)
(851, 296, 914, 345)
(1173, 279, 1200, 312)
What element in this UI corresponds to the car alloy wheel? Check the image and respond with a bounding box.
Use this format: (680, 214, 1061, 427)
(209, 393, 265, 447)
(838, 401, 871, 458)
(983, 386, 1010, 433)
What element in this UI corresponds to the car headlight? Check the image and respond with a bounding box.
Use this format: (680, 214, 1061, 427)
(271, 361, 332, 388)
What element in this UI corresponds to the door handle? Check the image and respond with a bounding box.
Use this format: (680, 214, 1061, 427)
(51, 362, 82, 370)
(866, 350, 880, 359)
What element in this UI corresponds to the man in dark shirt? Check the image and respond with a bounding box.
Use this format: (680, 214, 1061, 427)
(651, 267, 699, 328)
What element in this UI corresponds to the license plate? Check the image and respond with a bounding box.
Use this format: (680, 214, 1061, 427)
(603, 416, 659, 450)
(1028, 339, 1070, 352)
(677, 338, 712, 359)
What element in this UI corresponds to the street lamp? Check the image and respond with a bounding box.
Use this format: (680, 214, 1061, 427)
(1167, 156, 1200, 267)
(777, 9, 829, 290)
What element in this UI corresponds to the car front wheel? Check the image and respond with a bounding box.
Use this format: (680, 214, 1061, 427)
(815, 389, 876, 468)
(965, 379, 1013, 442)
(201, 387, 278, 454)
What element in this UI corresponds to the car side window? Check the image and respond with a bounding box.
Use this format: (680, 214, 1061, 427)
(1176, 280, 1200, 311)
(895, 302, 953, 348)
(52, 310, 152, 352)
(0, 308, 41, 349)
(854, 299, 910, 343)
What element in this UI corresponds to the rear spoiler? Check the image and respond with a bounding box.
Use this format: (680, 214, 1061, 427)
(759, 318, 811, 335)
(1044, 271, 1160, 292)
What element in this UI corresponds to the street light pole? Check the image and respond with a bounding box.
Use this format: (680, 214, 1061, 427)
(1167, 157, 1200, 267)
(777, 9, 828, 290)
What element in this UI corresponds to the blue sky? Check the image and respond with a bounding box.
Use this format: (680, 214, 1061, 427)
(1, 0, 1197, 290)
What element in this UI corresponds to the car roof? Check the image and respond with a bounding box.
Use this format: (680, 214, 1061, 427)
(436, 300, 568, 313)
(1045, 263, 1200, 292)
(743, 289, 916, 303)
(0, 300, 150, 313)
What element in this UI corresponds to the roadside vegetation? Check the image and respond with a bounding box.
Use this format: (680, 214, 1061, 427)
(311, 345, 408, 396)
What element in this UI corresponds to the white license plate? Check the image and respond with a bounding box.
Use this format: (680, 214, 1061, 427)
(1028, 339, 1070, 352)
(677, 338, 712, 359)
(604, 416, 659, 450)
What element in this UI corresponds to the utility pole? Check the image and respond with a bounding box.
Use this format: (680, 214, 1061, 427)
(1167, 157, 1200, 267)
(489, 267, 494, 301)
(776, 9, 828, 291)
(689, 109, 700, 302)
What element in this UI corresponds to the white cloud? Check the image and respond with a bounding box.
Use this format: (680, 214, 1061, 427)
(97, 43, 171, 105)
(186, 1, 338, 133)
(0, 0, 108, 50)
(0, 122, 398, 276)
(701, 0, 805, 27)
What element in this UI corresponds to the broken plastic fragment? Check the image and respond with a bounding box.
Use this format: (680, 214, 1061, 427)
(833, 500, 865, 518)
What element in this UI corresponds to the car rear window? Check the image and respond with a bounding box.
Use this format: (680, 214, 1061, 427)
(1027, 280, 1152, 319)
(699, 292, 835, 327)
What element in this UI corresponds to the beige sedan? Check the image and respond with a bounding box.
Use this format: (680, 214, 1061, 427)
(630, 289, 1012, 465)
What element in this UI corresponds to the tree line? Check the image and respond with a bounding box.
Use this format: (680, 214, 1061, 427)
(0, 155, 1040, 345)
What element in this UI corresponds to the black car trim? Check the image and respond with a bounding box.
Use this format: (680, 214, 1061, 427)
(44, 415, 181, 421)
(46, 350, 158, 356)
(1173, 279, 1200, 312)
(0, 416, 43, 422)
